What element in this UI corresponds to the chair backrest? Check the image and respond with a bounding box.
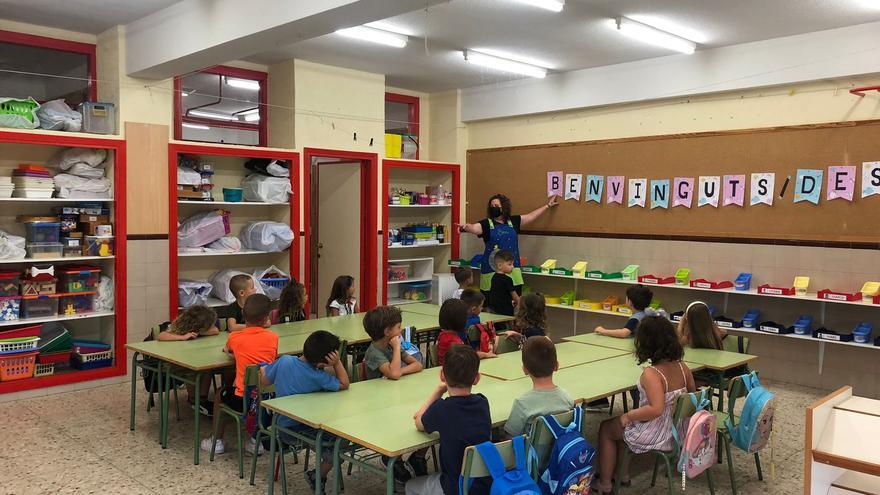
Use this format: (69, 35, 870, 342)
(428, 343, 439, 368)
(527, 409, 575, 474)
(670, 388, 711, 454)
(495, 335, 520, 354)
(218, 318, 228, 332)
(722, 334, 750, 354)
(460, 437, 525, 495)
(725, 374, 751, 415)
(149, 323, 164, 340)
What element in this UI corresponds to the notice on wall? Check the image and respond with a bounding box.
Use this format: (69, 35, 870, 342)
(547, 171, 563, 197)
(650, 179, 670, 209)
(564, 174, 582, 201)
(628, 178, 647, 207)
(750, 172, 775, 206)
(672, 177, 693, 208)
(861, 162, 880, 198)
(606, 176, 624, 204)
(585, 175, 604, 203)
(722, 175, 746, 207)
(794, 169, 823, 204)
(826, 166, 855, 202)
(697, 176, 720, 207)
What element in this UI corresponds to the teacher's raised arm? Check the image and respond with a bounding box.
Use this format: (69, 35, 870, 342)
(458, 194, 558, 295)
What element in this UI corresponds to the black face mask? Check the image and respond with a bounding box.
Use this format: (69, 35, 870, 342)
(489, 206, 503, 218)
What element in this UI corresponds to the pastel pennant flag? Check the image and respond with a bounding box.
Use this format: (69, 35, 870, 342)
(606, 176, 624, 204)
(672, 177, 694, 208)
(826, 166, 855, 201)
(564, 174, 582, 201)
(547, 171, 563, 197)
(794, 169, 823, 204)
(750, 172, 775, 206)
(585, 175, 604, 203)
(650, 180, 670, 209)
(722, 175, 746, 207)
(697, 176, 720, 207)
(861, 162, 880, 198)
(628, 178, 647, 208)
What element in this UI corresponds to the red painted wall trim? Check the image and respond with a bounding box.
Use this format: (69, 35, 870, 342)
(0, 29, 97, 102)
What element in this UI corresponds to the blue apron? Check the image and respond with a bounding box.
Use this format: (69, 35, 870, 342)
(479, 218, 523, 291)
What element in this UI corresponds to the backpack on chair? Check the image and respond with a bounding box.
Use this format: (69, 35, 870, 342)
(727, 371, 775, 453)
(474, 436, 541, 495)
(537, 407, 596, 495)
(674, 389, 717, 487)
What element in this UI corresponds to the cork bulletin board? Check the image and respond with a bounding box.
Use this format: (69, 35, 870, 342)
(466, 120, 880, 244)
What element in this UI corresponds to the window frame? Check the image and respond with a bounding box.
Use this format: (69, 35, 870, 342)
(385, 92, 420, 159)
(0, 29, 97, 103)
(174, 65, 268, 147)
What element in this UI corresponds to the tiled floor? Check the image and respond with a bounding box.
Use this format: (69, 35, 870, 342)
(0, 378, 817, 495)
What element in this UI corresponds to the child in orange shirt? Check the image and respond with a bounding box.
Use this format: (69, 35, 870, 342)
(202, 293, 278, 455)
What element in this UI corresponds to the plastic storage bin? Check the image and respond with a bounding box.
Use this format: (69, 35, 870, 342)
(674, 268, 691, 286)
(388, 264, 410, 282)
(793, 315, 813, 335)
(20, 277, 56, 297)
(0, 296, 21, 321)
(37, 350, 72, 364)
(560, 291, 576, 306)
(21, 296, 59, 319)
(58, 293, 95, 315)
(0, 325, 40, 340)
(741, 309, 760, 329)
(734, 273, 752, 291)
(72, 349, 113, 370)
(0, 351, 37, 381)
(0, 271, 20, 297)
(222, 188, 243, 202)
(33, 362, 54, 377)
(400, 281, 430, 301)
(853, 322, 873, 344)
(26, 242, 63, 259)
(24, 221, 61, 243)
(79, 102, 116, 134)
(84, 236, 114, 256)
(0, 337, 39, 354)
(621, 265, 639, 281)
(59, 266, 101, 293)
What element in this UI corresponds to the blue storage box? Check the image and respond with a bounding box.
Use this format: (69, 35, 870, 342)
(25, 221, 61, 243)
(741, 309, 760, 329)
(734, 273, 752, 291)
(793, 315, 813, 336)
(853, 322, 873, 344)
(670, 310, 684, 322)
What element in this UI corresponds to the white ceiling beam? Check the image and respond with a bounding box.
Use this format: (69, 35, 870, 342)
(461, 21, 880, 122)
(125, 0, 446, 79)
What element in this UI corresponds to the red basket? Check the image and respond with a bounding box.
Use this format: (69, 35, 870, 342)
(37, 350, 71, 364)
(0, 325, 41, 340)
(0, 351, 37, 381)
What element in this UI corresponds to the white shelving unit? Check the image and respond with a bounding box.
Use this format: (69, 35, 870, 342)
(0, 311, 114, 328)
(0, 197, 113, 203)
(178, 249, 281, 258)
(386, 257, 435, 305)
(388, 242, 451, 250)
(388, 204, 451, 209)
(0, 255, 114, 265)
(177, 200, 288, 206)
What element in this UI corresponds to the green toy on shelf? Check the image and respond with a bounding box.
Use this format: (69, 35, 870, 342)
(586, 270, 623, 280)
(560, 291, 576, 305)
(674, 268, 690, 286)
(622, 264, 639, 281)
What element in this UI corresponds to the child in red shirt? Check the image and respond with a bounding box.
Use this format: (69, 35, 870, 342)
(436, 298, 469, 366)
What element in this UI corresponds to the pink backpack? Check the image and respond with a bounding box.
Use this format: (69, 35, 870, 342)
(674, 389, 717, 489)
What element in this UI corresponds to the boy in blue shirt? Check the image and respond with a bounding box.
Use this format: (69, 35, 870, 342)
(407, 345, 491, 495)
(595, 284, 653, 338)
(261, 330, 349, 492)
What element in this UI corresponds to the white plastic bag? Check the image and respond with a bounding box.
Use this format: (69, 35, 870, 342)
(206, 236, 242, 252)
(177, 166, 201, 186)
(94, 276, 114, 311)
(239, 221, 294, 252)
(0, 230, 26, 260)
(267, 161, 290, 177)
(54, 174, 111, 198)
(68, 163, 105, 179)
(36, 99, 82, 132)
(178, 210, 229, 248)
(241, 174, 291, 203)
(0, 97, 40, 129)
(253, 265, 290, 300)
(178, 279, 213, 308)
(48, 148, 107, 170)
(209, 269, 264, 304)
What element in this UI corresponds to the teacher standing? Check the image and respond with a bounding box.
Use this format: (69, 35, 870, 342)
(458, 193, 558, 294)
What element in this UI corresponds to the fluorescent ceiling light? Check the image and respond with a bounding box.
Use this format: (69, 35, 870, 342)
(224, 77, 261, 90)
(463, 50, 547, 78)
(335, 25, 408, 48)
(188, 109, 237, 121)
(181, 91, 190, 97)
(244, 113, 260, 122)
(471, 48, 553, 70)
(182, 123, 210, 130)
(513, 0, 564, 12)
(613, 17, 697, 54)
(364, 21, 414, 37)
(627, 15, 708, 44)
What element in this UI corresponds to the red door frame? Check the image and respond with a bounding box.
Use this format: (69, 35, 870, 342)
(381, 159, 460, 304)
(303, 148, 379, 312)
(385, 92, 420, 159)
(168, 143, 300, 317)
(174, 65, 268, 147)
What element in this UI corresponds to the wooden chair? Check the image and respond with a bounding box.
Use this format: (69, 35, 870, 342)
(710, 375, 765, 495)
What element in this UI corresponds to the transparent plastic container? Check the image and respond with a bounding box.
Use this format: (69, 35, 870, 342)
(59, 266, 101, 293)
(21, 296, 58, 319)
(58, 293, 95, 314)
(0, 271, 20, 297)
(26, 242, 63, 259)
(78, 102, 116, 134)
(24, 221, 61, 243)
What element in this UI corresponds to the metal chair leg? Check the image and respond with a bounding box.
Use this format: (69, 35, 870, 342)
(724, 436, 737, 495)
(650, 455, 660, 487)
(662, 455, 673, 495)
(754, 452, 763, 481)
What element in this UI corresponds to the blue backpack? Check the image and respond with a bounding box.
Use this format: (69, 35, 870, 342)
(471, 435, 540, 495)
(537, 407, 596, 495)
(726, 371, 775, 454)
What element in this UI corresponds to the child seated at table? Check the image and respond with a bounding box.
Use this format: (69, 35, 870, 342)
(503, 336, 574, 437)
(216, 274, 257, 332)
(272, 279, 308, 324)
(363, 305, 427, 482)
(436, 298, 471, 365)
(678, 300, 749, 381)
(408, 344, 491, 495)
(595, 284, 653, 339)
(326, 275, 357, 316)
(261, 330, 349, 491)
(202, 294, 279, 455)
(157, 305, 220, 416)
(595, 316, 695, 494)
(452, 266, 472, 299)
(461, 289, 498, 359)
(511, 292, 548, 339)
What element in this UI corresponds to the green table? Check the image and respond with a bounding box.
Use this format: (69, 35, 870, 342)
(563, 332, 634, 351)
(478, 342, 628, 381)
(400, 303, 515, 325)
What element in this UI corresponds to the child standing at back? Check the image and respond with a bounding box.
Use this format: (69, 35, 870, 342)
(326, 275, 357, 316)
(595, 284, 653, 339)
(216, 274, 257, 332)
(485, 250, 519, 316)
(504, 336, 574, 437)
(595, 316, 695, 493)
(452, 267, 472, 299)
(273, 280, 308, 324)
(203, 294, 279, 454)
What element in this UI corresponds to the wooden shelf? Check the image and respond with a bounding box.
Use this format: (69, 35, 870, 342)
(387, 277, 433, 285)
(388, 243, 451, 250)
(178, 249, 284, 257)
(0, 197, 112, 203)
(546, 303, 630, 318)
(388, 204, 451, 209)
(388, 298, 428, 306)
(0, 310, 114, 328)
(178, 200, 288, 206)
(0, 256, 114, 265)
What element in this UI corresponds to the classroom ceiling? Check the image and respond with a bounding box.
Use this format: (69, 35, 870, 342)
(247, 0, 880, 92)
(0, 0, 181, 34)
